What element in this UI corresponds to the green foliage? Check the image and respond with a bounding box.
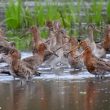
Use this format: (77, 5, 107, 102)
(90, 0, 103, 25)
(5, 0, 23, 29)
(107, 0, 110, 23)
(4, 0, 110, 50)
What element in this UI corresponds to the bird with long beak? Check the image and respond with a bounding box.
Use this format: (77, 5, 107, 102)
(0, 28, 16, 48)
(24, 25, 59, 69)
(46, 20, 69, 52)
(1, 47, 39, 83)
(29, 26, 44, 55)
(87, 24, 106, 58)
(43, 21, 67, 68)
(66, 37, 84, 70)
(102, 24, 110, 52)
(23, 41, 59, 69)
(0, 28, 17, 63)
(23, 43, 47, 67)
(79, 39, 110, 78)
(46, 21, 57, 51)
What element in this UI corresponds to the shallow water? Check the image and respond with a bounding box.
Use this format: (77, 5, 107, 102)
(0, 52, 110, 110)
(1, 76, 110, 110)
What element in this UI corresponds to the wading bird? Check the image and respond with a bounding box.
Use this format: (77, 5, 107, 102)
(79, 39, 110, 78)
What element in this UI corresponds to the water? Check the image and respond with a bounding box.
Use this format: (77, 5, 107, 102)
(0, 52, 110, 110)
(0, 77, 110, 110)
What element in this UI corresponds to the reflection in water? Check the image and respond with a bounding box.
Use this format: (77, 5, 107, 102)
(85, 81, 96, 110)
(0, 78, 110, 110)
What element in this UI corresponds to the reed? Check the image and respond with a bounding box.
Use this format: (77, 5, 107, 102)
(4, 0, 109, 50)
(90, 0, 103, 25)
(107, 0, 110, 23)
(5, 0, 23, 29)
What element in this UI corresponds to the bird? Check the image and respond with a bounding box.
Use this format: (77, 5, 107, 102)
(24, 25, 59, 69)
(43, 21, 66, 68)
(1, 47, 39, 83)
(46, 21, 57, 51)
(22, 43, 48, 68)
(0, 28, 16, 63)
(67, 37, 84, 70)
(0, 28, 16, 48)
(87, 24, 106, 58)
(79, 39, 110, 78)
(29, 25, 44, 55)
(102, 24, 110, 52)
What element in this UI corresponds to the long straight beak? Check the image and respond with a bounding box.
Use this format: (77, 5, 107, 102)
(65, 45, 79, 56)
(44, 39, 50, 44)
(48, 50, 59, 57)
(52, 52, 59, 57)
(44, 37, 55, 44)
(54, 43, 69, 52)
(48, 43, 69, 57)
(77, 50, 84, 58)
(95, 28, 101, 33)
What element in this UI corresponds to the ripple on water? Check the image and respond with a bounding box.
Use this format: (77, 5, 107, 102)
(0, 71, 93, 82)
(1, 70, 110, 82)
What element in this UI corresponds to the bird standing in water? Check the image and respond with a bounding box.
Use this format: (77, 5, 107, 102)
(67, 37, 84, 70)
(102, 24, 110, 52)
(87, 24, 106, 58)
(79, 39, 110, 78)
(2, 47, 37, 84)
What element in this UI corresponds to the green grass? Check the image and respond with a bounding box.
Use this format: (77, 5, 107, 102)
(4, 0, 109, 50)
(107, 0, 110, 23)
(5, 0, 23, 29)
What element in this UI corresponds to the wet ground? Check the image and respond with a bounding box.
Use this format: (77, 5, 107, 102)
(0, 52, 110, 110)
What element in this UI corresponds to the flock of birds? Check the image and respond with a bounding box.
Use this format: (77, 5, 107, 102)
(0, 21, 110, 83)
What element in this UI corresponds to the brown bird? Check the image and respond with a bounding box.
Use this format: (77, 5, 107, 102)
(0, 27, 16, 48)
(24, 25, 59, 68)
(87, 24, 106, 58)
(23, 43, 48, 67)
(46, 20, 53, 31)
(79, 39, 110, 77)
(2, 47, 38, 83)
(46, 21, 57, 51)
(29, 26, 44, 54)
(0, 28, 16, 63)
(43, 21, 65, 67)
(46, 21, 69, 52)
(67, 37, 83, 70)
(102, 24, 110, 52)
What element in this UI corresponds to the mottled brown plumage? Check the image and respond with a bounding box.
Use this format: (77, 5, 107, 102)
(23, 43, 47, 67)
(2, 48, 38, 82)
(87, 24, 106, 58)
(102, 25, 110, 52)
(80, 40, 110, 77)
(68, 37, 83, 70)
(30, 26, 44, 54)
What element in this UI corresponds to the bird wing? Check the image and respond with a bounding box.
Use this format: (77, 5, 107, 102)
(94, 56, 110, 71)
(43, 51, 53, 61)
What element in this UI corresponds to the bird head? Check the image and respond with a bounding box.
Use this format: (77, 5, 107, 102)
(46, 20, 53, 30)
(79, 39, 90, 50)
(8, 48, 21, 59)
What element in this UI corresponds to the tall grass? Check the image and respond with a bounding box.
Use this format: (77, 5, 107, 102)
(106, 0, 110, 23)
(90, 0, 103, 25)
(4, 0, 110, 50)
(5, 0, 23, 29)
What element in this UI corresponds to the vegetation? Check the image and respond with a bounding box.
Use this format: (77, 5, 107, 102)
(2, 0, 110, 50)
